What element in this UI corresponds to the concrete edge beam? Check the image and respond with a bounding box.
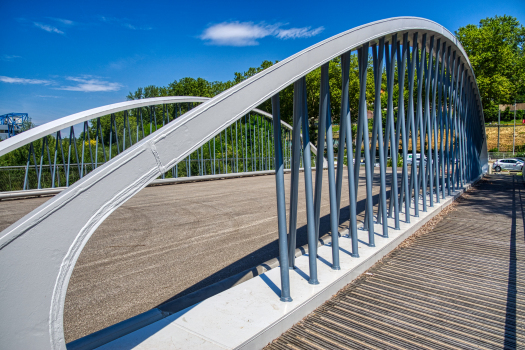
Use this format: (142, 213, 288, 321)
(1, 168, 325, 201)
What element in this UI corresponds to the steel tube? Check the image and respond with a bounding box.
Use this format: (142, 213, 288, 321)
(287, 87, 302, 268)
(299, 78, 319, 284)
(385, 35, 400, 228)
(336, 51, 358, 256)
(314, 65, 328, 243)
(358, 44, 376, 246)
(397, 35, 410, 222)
(416, 34, 427, 212)
(408, 34, 419, 216)
(320, 63, 340, 269)
(425, 36, 435, 207)
(439, 43, 446, 199)
(372, 38, 389, 237)
(271, 94, 292, 302)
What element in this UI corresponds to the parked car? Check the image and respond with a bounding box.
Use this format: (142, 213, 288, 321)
(406, 153, 426, 166)
(493, 158, 524, 172)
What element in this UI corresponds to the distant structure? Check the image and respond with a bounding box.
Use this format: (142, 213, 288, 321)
(0, 113, 29, 140)
(499, 103, 525, 111)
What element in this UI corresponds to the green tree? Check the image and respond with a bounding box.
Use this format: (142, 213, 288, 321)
(125, 56, 378, 144)
(456, 15, 525, 121)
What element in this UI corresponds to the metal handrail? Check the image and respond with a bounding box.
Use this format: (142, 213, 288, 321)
(0, 97, 320, 192)
(0, 98, 294, 157)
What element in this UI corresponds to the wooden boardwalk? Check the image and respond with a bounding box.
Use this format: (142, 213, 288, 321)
(267, 175, 525, 350)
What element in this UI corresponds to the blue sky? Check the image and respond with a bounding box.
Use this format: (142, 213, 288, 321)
(1, 0, 523, 125)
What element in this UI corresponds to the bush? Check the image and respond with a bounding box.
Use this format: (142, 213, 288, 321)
(387, 157, 403, 167)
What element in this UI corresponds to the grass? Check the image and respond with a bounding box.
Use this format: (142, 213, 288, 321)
(485, 125, 525, 152)
(486, 120, 525, 126)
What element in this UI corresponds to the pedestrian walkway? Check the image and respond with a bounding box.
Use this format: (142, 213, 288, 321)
(267, 175, 525, 349)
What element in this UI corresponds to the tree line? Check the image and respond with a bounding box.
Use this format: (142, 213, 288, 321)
(126, 15, 524, 131)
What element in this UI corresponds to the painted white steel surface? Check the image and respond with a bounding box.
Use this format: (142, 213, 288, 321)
(0, 17, 486, 350)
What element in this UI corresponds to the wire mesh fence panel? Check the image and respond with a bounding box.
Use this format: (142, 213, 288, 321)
(0, 104, 293, 192)
(0, 165, 95, 192)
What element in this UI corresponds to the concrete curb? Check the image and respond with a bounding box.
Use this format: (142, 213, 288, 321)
(1, 168, 322, 201)
(66, 309, 169, 350)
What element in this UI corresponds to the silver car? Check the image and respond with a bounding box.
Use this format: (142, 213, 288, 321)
(493, 158, 524, 172)
(406, 153, 426, 166)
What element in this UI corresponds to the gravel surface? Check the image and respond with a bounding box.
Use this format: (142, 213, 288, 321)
(0, 168, 393, 342)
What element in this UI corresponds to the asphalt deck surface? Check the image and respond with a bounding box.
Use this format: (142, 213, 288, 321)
(267, 174, 525, 350)
(0, 168, 394, 342)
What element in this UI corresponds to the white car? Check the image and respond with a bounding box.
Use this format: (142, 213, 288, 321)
(493, 158, 524, 172)
(406, 153, 426, 166)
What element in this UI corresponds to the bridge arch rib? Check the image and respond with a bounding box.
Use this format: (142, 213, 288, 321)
(0, 16, 487, 349)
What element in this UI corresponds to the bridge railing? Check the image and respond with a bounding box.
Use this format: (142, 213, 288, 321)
(0, 97, 316, 192)
(0, 17, 488, 350)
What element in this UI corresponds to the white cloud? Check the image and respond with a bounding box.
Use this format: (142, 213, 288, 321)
(200, 21, 324, 46)
(0, 76, 52, 85)
(36, 95, 61, 98)
(276, 26, 324, 39)
(56, 76, 122, 92)
(1, 55, 22, 61)
(33, 22, 64, 34)
(200, 22, 276, 46)
(108, 55, 145, 70)
(0, 74, 121, 93)
(99, 16, 152, 30)
(47, 17, 75, 25)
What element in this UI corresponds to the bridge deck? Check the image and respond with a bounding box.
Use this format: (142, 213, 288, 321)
(267, 175, 525, 350)
(0, 169, 391, 342)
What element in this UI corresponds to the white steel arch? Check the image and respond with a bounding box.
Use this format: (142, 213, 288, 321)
(0, 16, 487, 349)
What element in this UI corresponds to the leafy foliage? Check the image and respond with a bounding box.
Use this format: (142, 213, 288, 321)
(456, 15, 525, 121)
(126, 55, 381, 144)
